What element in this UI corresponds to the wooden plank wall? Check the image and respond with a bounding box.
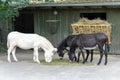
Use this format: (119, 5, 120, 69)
(1, 8, 120, 54)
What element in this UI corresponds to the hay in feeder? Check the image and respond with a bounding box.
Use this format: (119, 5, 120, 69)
(71, 18, 112, 44)
(74, 18, 111, 25)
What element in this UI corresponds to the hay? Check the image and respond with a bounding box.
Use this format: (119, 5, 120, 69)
(41, 59, 93, 66)
(74, 18, 111, 25)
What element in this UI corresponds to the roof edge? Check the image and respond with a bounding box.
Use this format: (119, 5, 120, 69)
(28, 2, 120, 7)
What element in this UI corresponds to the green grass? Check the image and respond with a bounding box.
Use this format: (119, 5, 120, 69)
(40, 59, 93, 66)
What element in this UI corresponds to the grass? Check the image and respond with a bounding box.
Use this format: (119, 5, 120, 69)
(40, 59, 93, 66)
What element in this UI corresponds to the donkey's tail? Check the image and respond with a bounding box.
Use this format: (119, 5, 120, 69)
(7, 38, 10, 49)
(105, 42, 110, 53)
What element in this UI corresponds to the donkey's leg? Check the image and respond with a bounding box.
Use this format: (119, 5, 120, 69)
(7, 46, 14, 62)
(74, 54, 77, 62)
(85, 50, 90, 62)
(81, 49, 85, 64)
(33, 47, 40, 63)
(33, 52, 36, 62)
(12, 47, 18, 62)
(69, 45, 76, 62)
(77, 51, 81, 62)
(90, 50, 94, 62)
(33, 48, 37, 62)
(97, 50, 103, 65)
(104, 51, 108, 65)
(104, 44, 108, 65)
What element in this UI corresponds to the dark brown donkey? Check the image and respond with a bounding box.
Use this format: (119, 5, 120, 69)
(57, 35, 94, 63)
(69, 32, 110, 65)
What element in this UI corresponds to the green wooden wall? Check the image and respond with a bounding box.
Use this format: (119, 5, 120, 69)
(1, 7, 120, 54)
(34, 9, 72, 47)
(107, 8, 120, 54)
(34, 8, 120, 54)
(0, 19, 13, 44)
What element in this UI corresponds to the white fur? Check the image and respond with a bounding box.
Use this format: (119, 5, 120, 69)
(84, 45, 98, 50)
(84, 45, 105, 50)
(7, 31, 57, 63)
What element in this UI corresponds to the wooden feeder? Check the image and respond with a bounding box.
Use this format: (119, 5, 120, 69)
(71, 18, 111, 44)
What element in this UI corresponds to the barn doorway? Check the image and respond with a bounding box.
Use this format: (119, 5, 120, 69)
(80, 13, 106, 20)
(14, 13, 34, 33)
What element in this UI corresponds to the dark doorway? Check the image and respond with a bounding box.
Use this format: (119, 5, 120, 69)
(80, 13, 106, 20)
(14, 13, 34, 33)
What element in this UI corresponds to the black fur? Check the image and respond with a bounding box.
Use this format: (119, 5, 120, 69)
(57, 35, 93, 63)
(69, 32, 110, 65)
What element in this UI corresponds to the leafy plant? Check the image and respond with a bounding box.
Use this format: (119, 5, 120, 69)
(0, 0, 29, 21)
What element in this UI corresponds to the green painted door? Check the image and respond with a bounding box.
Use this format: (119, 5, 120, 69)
(44, 19, 60, 47)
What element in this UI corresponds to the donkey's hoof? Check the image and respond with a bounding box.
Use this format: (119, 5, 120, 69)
(34, 60, 40, 63)
(82, 61, 86, 64)
(15, 59, 18, 62)
(35, 61, 40, 64)
(77, 60, 79, 63)
(69, 60, 73, 63)
(97, 63, 100, 65)
(8, 59, 11, 63)
(104, 63, 107, 65)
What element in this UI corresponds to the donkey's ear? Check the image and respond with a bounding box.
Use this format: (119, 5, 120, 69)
(52, 48, 57, 53)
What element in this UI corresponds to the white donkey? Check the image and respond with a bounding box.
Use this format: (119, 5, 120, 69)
(7, 31, 57, 63)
